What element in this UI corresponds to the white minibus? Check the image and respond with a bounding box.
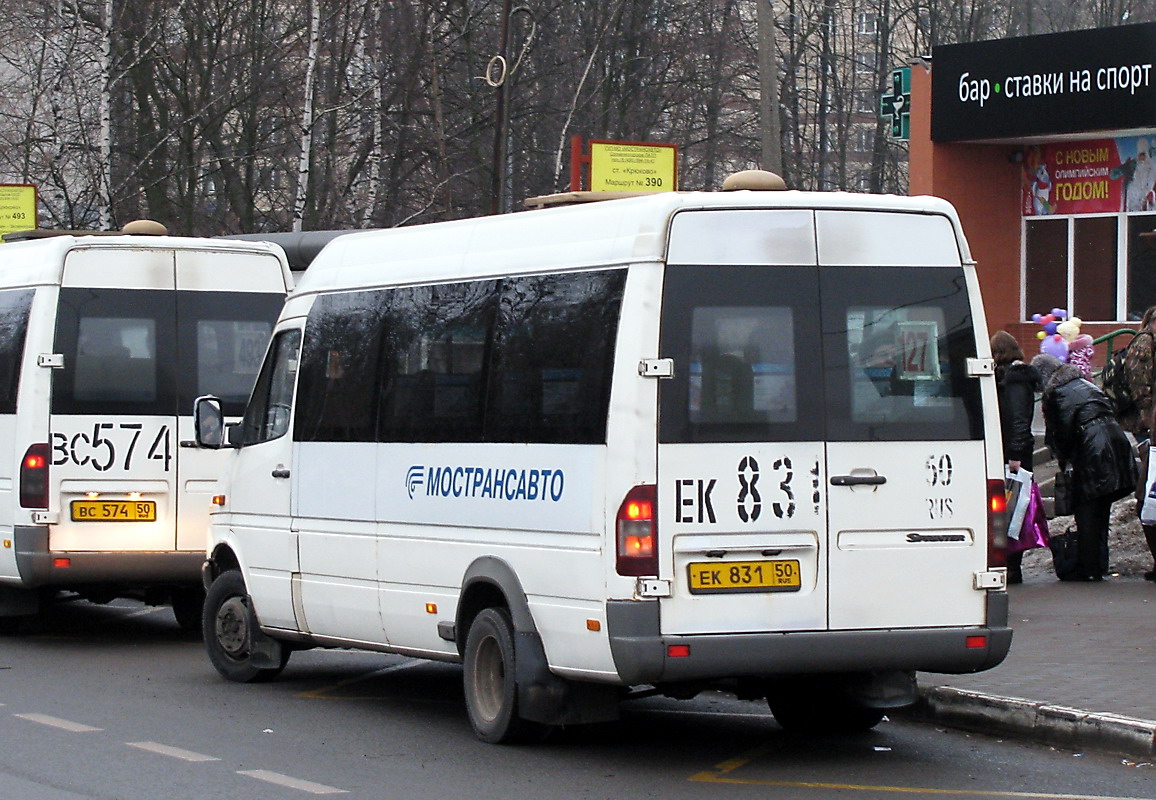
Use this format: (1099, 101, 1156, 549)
(195, 173, 1011, 742)
(0, 222, 292, 630)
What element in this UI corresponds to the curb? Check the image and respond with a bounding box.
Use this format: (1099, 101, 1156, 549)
(906, 686, 1156, 759)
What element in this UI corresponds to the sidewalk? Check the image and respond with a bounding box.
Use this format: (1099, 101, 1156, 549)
(910, 573, 1156, 758)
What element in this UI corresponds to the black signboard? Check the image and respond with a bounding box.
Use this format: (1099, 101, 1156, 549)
(933, 23, 1156, 142)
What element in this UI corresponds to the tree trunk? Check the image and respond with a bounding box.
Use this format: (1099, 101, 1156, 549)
(293, 0, 321, 232)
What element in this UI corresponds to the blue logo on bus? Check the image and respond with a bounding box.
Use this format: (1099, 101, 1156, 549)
(406, 465, 564, 502)
(406, 466, 425, 499)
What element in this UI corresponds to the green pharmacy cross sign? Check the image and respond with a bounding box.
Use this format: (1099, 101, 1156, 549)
(880, 67, 911, 140)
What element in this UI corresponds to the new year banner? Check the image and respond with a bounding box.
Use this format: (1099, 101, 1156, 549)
(1022, 135, 1156, 215)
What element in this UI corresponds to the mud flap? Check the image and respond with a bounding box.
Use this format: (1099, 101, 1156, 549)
(245, 595, 285, 669)
(515, 630, 619, 725)
(0, 585, 39, 617)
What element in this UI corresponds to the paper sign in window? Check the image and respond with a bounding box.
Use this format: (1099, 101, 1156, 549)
(897, 321, 941, 380)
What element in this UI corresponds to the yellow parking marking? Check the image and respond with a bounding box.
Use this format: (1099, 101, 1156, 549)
(689, 741, 776, 781)
(295, 659, 425, 699)
(690, 744, 1156, 799)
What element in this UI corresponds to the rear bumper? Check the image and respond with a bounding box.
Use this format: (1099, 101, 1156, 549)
(10, 526, 204, 588)
(606, 598, 1013, 685)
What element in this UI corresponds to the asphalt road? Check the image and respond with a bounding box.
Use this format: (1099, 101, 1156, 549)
(1, 599, 1153, 800)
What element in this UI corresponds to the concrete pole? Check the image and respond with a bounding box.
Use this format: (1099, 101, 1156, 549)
(757, 0, 784, 175)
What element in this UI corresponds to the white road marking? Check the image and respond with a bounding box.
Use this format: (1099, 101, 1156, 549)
(238, 770, 347, 795)
(14, 713, 102, 732)
(295, 658, 426, 699)
(126, 741, 220, 762)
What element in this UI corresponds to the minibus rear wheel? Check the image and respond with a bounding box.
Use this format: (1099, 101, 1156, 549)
(463, 607, 549, 744)
(768, 688, 885, 734)
(204, 570, 288, 683)
(171, 586, 205, 634)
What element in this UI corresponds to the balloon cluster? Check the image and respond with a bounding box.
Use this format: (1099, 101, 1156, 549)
(1032, 308, 1090, 362)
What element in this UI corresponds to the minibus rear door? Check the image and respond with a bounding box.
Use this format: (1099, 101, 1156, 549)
(49, 249, 180, 554)
(657, 210, 828, 636)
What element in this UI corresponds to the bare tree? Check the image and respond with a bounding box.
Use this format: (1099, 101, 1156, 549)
(3, 0, 1147, 234)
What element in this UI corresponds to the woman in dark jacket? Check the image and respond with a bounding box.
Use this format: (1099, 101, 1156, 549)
(1034, 355, 1138, 581)
(991, 331, 1040, 583)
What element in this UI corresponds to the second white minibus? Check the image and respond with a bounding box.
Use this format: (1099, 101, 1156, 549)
(0, 223, 292, 630)
(195, 173, 1011, 742)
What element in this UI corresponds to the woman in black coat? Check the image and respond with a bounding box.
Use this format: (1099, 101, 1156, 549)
(1034, 355, 1138, 581)
(991, 331, 1040, 583)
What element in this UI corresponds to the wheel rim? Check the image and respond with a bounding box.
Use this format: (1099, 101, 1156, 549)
(471, 632, 505, 723)
(215, 596, 249, 659)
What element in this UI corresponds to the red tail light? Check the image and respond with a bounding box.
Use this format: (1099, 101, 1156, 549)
(616, 484, 658, 576)
(20, 443, 50, 509)
(987, 478, 1008, 568)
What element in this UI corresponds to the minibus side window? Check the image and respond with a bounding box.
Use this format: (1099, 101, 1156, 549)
(0, 289, 34, 414)
(240, 329, 301, 445)
(378, 282, 498, 443)
(296, 289, 389, 443)
(486, 270, 624, 444)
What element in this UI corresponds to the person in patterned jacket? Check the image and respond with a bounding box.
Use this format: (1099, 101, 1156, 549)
(1121, 306, 1156, 581)
(1119, 306, 1156, 441)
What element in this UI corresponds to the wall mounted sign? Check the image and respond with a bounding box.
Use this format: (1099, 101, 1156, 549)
(880, 68, 911, 140)
(933, 22, 1156, 142)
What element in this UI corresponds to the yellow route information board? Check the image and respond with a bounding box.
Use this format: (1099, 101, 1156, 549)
(0, 185, 37, 241)
(589, 142, 677, 192)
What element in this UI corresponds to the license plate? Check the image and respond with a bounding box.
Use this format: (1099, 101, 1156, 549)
(70, 500, 157, 522)
(687, 559, 801, 594)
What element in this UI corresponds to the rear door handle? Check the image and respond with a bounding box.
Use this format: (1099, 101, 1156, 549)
(271, 468, 290, 479)
(830, 474, 886, 486)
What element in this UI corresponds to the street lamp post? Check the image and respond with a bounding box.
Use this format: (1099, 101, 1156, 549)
(489, 0, 513, 215)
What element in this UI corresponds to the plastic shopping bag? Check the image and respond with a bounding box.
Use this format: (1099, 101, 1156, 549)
(1005, 466, 1032, 540)
(1141, 446, 1156, 525)
(1009, 480, 1050, 554)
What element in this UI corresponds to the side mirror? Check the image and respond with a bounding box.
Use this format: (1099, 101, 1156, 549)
(194, 395, 226, 449)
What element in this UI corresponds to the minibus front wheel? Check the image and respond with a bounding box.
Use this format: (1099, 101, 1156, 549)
(463, 607, 549, 744)
(203, 570, 289, 683)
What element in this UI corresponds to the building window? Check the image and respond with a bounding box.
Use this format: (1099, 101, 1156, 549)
(854, 51, 878, 75)
(1073, 217, 1117, 321)
(1128, 215, 1156, 320)
(1024, 218, 1068, 320)
(1023, 216, 1120, 322)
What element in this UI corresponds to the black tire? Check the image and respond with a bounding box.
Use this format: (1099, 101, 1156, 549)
(171, 586, 205, 634)
(769, 689, 885, 734)
(462, 607, 549, 744)
(203, 570, 287, 683)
